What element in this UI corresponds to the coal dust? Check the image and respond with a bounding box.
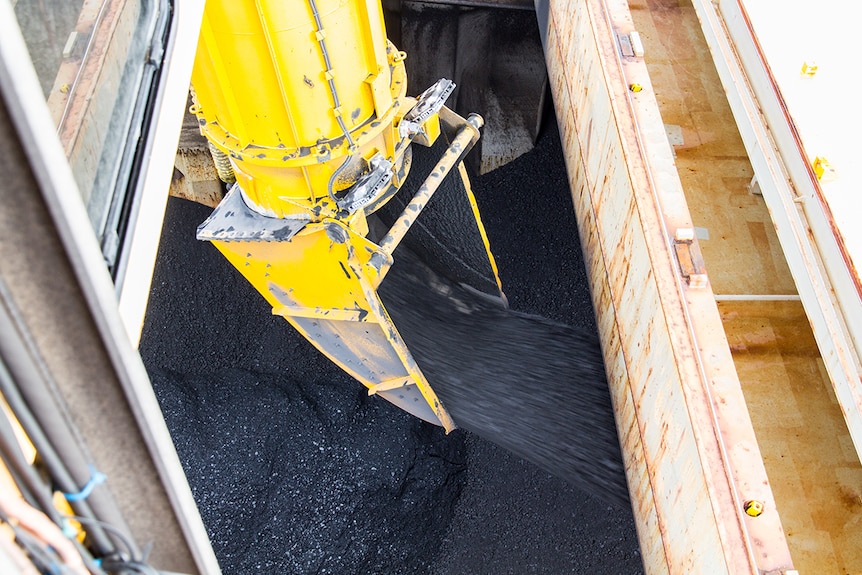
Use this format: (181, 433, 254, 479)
(370, 122, 628, 507)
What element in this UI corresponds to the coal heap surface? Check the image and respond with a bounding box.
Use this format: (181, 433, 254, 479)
(140, 125, 643, 574)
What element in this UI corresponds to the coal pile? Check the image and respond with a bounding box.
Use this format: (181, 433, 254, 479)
(141, 197, 464, 574)
(147, 368, 462, 573)
(140, 125, 643, 574)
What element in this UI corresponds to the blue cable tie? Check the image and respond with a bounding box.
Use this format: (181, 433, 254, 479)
(64, 466, 107, 502)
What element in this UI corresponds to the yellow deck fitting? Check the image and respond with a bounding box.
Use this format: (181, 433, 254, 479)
(801, 61, 818, 76)
(812, 156, 837, 181)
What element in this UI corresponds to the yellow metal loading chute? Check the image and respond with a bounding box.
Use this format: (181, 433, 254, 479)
(191, 0, 502, 431)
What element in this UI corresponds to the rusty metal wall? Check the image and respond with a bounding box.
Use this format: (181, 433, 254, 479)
(537, 0, 795, 572)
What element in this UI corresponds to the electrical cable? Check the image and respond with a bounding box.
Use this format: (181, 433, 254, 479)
(0, 372, 117, 556)
(70, 538, 107, 575)
(326, 155, 354, 202)
(100, 560, 163, 575)
(3, 522, 63, 575)
(65, 515, 138, 563)
(0, 325, 119, 557)
(307, 0, 355, 150)
(0, 505, 89, 575)
(307, 0, 359, 202)
(0, 444, 40, 512)
(0, 387, 59, 523)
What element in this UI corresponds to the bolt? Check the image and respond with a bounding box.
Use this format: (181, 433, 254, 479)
(467, 113, 485, 130)
(801, 61, 818, 76)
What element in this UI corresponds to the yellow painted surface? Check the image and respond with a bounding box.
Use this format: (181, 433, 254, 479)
(212, 221, 379, 316)
(191, 1, 501, 433)
(209, 216, 454, 431)
(190, 0, 408, 217)
(192, 0, 387, 149)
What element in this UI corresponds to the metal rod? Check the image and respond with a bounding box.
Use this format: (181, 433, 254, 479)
(377, 113, 483, 256)
(713, 294, 801, 301)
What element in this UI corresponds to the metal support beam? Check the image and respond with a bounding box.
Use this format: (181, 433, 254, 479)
(536, 0, 795, 570)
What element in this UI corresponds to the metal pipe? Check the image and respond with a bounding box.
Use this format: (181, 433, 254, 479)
(377, 113, 483, 256)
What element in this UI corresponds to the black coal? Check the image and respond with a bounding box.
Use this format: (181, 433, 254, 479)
(140, 125, 643, 574)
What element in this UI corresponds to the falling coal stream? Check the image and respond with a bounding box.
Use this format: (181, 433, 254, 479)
(370, 127, 628, 508)
(379, 246, 629, 508)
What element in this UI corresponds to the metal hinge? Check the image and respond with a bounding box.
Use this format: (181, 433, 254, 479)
(618, 31, 645, 58)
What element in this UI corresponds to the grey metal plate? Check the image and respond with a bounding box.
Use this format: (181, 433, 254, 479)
(196, 186, 309, 242)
